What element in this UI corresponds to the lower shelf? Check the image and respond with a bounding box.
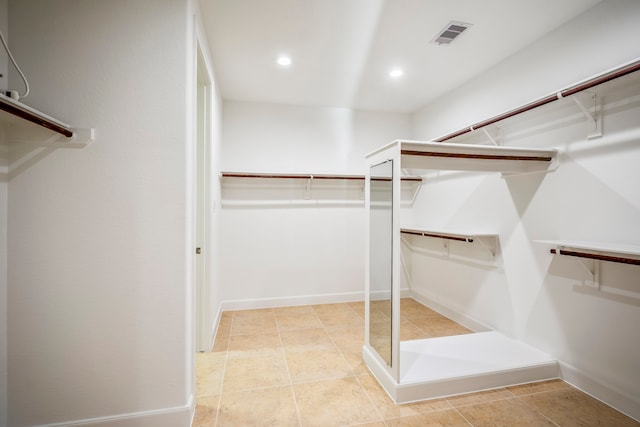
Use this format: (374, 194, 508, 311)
(364, 331, 558, 404)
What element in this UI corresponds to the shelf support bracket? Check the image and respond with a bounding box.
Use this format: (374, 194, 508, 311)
(481, 128, 500, 146)
(572, 92, 602, 139)
(475, 235, 497, 261)
(304, 176, 313, 199)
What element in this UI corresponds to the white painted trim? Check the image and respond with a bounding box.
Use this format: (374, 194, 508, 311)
(35, 396, 194, 427)
(559, 362, 640, 422)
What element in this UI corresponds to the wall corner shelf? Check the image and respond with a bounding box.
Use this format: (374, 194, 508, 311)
(0, 94, 94, 144)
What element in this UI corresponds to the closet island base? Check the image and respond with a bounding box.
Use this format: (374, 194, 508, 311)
(363, 331, 558, 404)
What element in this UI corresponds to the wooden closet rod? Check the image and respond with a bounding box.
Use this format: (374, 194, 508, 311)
(0, 95, 74, 137)
(221, 172, 423, 182)
(401, 229, 473, 243)
(400, 150, 552, 162)
(434, 59, 640, 143)
(550, 249, 640, 266)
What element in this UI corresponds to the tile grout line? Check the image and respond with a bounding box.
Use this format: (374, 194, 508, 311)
(275, 308, 304, 427)
(212, 311, 233, 427)
(514, 392, 562, 427)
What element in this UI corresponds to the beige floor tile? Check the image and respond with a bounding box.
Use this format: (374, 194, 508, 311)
(400, 306, 439, 320)
(280, 328, 336, 352)
(316, 310, 364, 330)
(457, 397, 555, 426)
(294, 377, 382, 426)
(348, 300, 365, 316)
(370, 300, 392, 317)
(217, 386, 299, 427)
(196, 352, 226, 397)
(227, 332, 282, 359)
(400, 319, 431, 341)
(369, 307, 391, 323)
(519, 387, 640, 426)
(339, 345, 370, 376)
(359, 374, 451, 419)
(286, 348, 353, 383)
(274, 305, 315, 316)
(193, 304, 637, 427)
(415, 316, 473, 338)
(192, 395, 218, 427)
(506, 378, 569, 396)
(222, 353, 290, 392)
(446, 388, 514, 407)
(276, 311, 324, 331)
(231, 309, 278, 336)
(327, 326, 364, 348)
(312, 302, 357, 314)
(385, 409, 470, 426)
(211, 333, 229, 352)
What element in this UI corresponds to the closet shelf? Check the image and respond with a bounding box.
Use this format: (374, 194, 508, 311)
(536, 240, 640, 266)
(0, 94, 93, 143)
(397, 140, 558, 174)
(400, 227, 494, 243)
(401, 227, 498, 259)
(221, 171, 423, 182)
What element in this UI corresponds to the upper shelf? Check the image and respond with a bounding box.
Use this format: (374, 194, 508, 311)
(398, 140, 558, 174)
(0, 93, 74, 137)
(536, 240, 640, 266)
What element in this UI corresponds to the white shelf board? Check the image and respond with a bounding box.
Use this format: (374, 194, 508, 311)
(0, 93, 94, 144)
(398, 140, 558, 173)
(401, 226, 497, 242)
(535, 240, 640, 258)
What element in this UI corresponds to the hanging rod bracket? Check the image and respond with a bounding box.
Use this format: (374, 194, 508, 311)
(572, 92, 602, 139)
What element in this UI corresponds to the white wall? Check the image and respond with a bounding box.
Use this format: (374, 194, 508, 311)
(0, 4, 8, 423)
(0, 117, 7, 427)
(0, 0, 7, 92)
(219, 101, 411, 307)
(409, 0, 640, 418)
(6, 1, 196, 425)
(412, 0, 640, 140)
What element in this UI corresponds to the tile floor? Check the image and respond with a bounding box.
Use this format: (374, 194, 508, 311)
(193, 299, 638, 426)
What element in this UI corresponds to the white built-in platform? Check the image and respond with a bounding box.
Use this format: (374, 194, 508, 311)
(363, 332, 558, 404)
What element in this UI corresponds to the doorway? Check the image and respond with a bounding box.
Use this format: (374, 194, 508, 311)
(195, 43, 211, 352)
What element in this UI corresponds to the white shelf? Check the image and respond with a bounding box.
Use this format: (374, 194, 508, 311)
(536, 240, 640, 266)
(401, 227, 496, 243)
(0, 93, 93, 144)
(397, 140, 558, 174)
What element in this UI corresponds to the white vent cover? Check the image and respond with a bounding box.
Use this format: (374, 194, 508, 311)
(431, 21, 473, 45)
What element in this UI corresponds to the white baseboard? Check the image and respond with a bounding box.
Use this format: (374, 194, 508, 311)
(220, 291, 364, 311)
(36, 396, 194, 427)
(559, 362, 640, 422)
(220, 288, 412, 312)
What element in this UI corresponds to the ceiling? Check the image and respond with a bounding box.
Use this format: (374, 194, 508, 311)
(199, 0, 602, 113)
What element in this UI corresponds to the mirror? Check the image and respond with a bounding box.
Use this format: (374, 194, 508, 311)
(369, 160, 393, 366)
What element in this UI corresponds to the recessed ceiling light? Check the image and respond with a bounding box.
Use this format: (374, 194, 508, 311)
(277, 56, 292, 67)
(389, 69, 404, 78)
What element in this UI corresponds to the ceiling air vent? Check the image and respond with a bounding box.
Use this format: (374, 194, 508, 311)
(431, 21, 473, 45)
